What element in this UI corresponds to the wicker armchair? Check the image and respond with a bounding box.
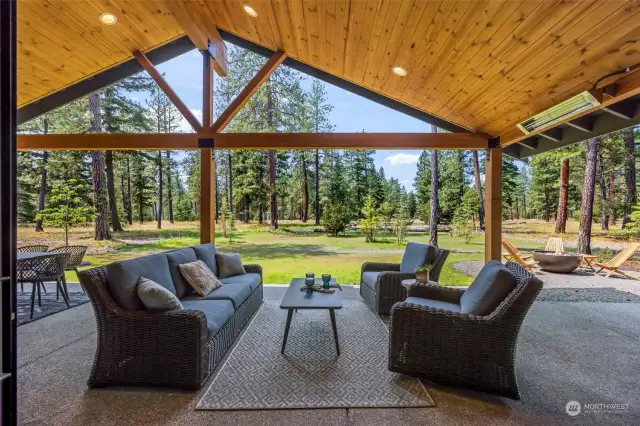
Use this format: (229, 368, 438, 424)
(49, 245, 88, 295)
(360, 243, 449, 314)
(17, 252, 69, 319)
(17, 245, 50, 292)
(78, 263, 263, 390)
(388, 262, 542, 399)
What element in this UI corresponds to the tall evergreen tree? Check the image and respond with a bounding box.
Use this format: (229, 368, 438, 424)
(578, 138, 599, 254)
(88, 93, 111, 240)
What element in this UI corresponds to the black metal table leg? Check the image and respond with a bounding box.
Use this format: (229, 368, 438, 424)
(281, 309, 294, 354)
(329, 309, 340, 355)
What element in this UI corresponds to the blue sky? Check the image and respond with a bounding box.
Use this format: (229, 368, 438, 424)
(156, 48, 435, 192)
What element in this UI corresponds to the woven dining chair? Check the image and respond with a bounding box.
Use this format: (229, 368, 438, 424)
(17, 252, 69, 319)
(49, 245, 88, 296)
(17, 245, 50, 293)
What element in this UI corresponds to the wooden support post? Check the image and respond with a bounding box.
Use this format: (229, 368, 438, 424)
(199, 52, 215, 244)
(485, 147, 502, 262)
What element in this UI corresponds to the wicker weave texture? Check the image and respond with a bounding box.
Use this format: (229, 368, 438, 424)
(387, 262, 542, 399)
(49, 245, 87, 270)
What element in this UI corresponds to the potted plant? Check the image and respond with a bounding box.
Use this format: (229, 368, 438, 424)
(415, 264, 432, 283)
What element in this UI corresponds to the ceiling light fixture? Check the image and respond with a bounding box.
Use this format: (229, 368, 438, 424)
(99, 13, 117, 25)
(243, 4, 258, 17)
(392, 66, 407, 77)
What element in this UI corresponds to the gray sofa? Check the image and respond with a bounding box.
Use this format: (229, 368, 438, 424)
(78, 244, 263, 390)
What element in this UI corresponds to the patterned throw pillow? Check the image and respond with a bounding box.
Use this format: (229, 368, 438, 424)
(178, 260, 222, 296)
(137, 277, 183, 312)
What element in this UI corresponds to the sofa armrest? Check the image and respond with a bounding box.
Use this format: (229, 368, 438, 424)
(243, 264, 263, 283)
(406, 282, 464, 304)
(361, 262, 401, 274)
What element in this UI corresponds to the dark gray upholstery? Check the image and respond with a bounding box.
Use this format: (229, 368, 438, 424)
(361, 271, 380, 290)
(106, 253, 175, 311)
(460, 260, 518, 316)
(182, 282, 253, 309)
(192, 244, 218, 277)
(400, 242, 434, 273)
(166, 248, 198, 298)
(404, 296, 461, 312)
(180, 299, 235, 337)
(216, 253, 247, 278)
(220, 272, 261, 291)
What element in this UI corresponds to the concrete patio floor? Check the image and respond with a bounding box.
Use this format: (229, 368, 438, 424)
(17, 285, 640, 425)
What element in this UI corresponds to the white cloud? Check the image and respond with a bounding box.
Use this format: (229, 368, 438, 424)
(179, 109, 203, 133)
(385, 153, 420, 166)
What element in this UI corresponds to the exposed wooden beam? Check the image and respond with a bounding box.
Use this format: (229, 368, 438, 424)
(566, 115, 595, 132)
(133, 50, 203, 133)
(18, 132, 489, 151)
(200, 147, 215, 244)
(165, 1, 227, 76)
(500, 69, 640, 147)
(203, 54, 213, 129)
(485, 147, 502, 262)
(211, 51, 287, 132)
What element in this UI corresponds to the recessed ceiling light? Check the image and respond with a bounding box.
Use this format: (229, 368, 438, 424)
(243, 4, 258, 17)
(392, 66, 408, 77)
(99, 13, 117, 25)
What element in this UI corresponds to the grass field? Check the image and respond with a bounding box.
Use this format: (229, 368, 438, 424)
(17, 218, 633, 285)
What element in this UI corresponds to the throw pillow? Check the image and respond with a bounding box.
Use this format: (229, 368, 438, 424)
(216, 253, 246, 278)
(137, 277, 183, 312)
(178, 260, 222, 296)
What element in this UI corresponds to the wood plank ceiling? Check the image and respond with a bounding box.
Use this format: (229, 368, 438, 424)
(17, 0, 640, 138)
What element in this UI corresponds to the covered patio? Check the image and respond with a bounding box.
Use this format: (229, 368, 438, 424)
(3, 0, 640, 425)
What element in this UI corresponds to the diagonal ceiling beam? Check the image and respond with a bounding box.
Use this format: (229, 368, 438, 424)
(166, 0, 227, 76)
(211, 50, 287, 133)
(133, 50, 203, 133)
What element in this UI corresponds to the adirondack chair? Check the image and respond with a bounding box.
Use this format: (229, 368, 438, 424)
(502, 238, 537, 272)
(594, 243, 640, 280)
(545, 237, 564, 254)
(501, 237, 533, 262)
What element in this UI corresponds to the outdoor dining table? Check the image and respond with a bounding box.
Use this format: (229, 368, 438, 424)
(17, 252, 58, 261)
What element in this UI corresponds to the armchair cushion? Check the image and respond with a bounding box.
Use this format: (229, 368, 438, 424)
(107, 253, 175, 311)
(460, 260, 517, 316)
(137, 277, 183, 312)
(404, 296, 461, 312)
(400, 242, 432, 273)
(361, 271, 380, 290)
(181, 299, 235, 337)
(216, 253, 247, 278)
(220, 272, 262, 291)
(182, 281, 253, 309)
(166, 248, 198, 298)
(192, 243, 218, 277)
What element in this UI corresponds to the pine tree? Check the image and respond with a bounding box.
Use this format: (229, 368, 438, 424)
(578, 138, 599, 254)
(88, 93, 111, 240)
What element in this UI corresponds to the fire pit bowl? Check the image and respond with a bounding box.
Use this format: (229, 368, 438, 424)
(533, 251, 582, 273)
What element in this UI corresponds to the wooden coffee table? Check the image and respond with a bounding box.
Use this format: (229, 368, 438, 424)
(279, 278, 342, 355)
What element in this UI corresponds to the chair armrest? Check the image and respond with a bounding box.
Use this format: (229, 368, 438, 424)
(406, 282, 464, 304)
(243, 264, 263, 282)
(361, 262, 401, 273)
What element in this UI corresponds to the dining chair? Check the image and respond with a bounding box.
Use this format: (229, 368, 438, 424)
(17, 245, 50, 293)
(49, 245, 88, 296)
(17, 253, 69, 319)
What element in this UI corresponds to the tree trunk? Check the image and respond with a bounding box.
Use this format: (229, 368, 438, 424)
(89, 93, 111, 241)
(472, 150, 485, 230)
(577, 138, 598, 254)
(165, 150, 174, 223)
(126, 156, 133, 225)
(623, 129, 637, 228)
(120, 173, 128, 228)
(598, 152, 608, 231)
(105, 150, 123, 232)
(228, 151, 233, 213)
(35, 142, 48, 232)
(555, 158, 569, 234)
(544, 190, 551, 222)
(157, 151, 163, 229)
(268, 150, 278, 229)
(301, 154, 309, 222)
(608, 171, 616, 226)
(429, 149, 439, 247)
(315, 149, 320, 225)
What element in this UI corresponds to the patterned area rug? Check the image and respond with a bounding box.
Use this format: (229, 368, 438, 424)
(17, 291, 90, 326)
(197, 300, 434, 410)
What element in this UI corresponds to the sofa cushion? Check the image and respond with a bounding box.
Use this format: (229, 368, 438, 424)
(400, 242, 432, 273)
(166, 248, 198, 298)
(182, 282, 252, 309)
(460, 260, 518, 316)
(181, 299, 235, 337)
(178, 260, 222, 296)
(137, 277, 183, 312)
(361, 272, 380, 291)
(106, 253, 174, 311)
(405, 296, 461, 312)
(192, 244, 218, 277)
(216, 253, 246, 278)
(220, 273, 261, 291)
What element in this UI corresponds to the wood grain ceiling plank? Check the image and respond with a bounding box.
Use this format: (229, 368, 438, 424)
(343, 0, 367, 82)
(461, 0, 613, 125)
(419, 0, 521, 112)
(260, 0, 287, 51)
(222, 0, 263, 47)
(252, 0, 283, 50)
(370, 0, 416, 92)
(302, 0, 321, 65)
(108, 0, 170, 43)
(361, 0, 403, 87)
(439, 1, 576, 122)
(83, 0, 157, 49)
(359, 0, 394, 87)
(324, 0, 336, 72)
(288, 0, 310, 63)
(351, 0, 383, 84)
(316, 0, 329, 71)
(270, 0, 301, 56)
(332, 0, 350, 75)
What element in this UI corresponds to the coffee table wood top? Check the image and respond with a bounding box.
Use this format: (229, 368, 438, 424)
(280, 278, 342, 310)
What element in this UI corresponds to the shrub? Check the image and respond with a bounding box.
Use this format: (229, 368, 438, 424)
(322, 203, 350, 237)
(452, 217, 474, 243)
(392, 212, 411, 245)
(360, 196, 380, 243)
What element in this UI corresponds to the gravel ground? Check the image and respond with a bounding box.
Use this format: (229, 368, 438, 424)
(452, 260, 640, 301)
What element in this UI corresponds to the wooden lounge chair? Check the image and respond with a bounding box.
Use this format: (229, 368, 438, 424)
(544, 237, 564, 254)
(502, 237, 537, 272)
(594, 243, 640, 280)
(501, 237, 533, 262)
